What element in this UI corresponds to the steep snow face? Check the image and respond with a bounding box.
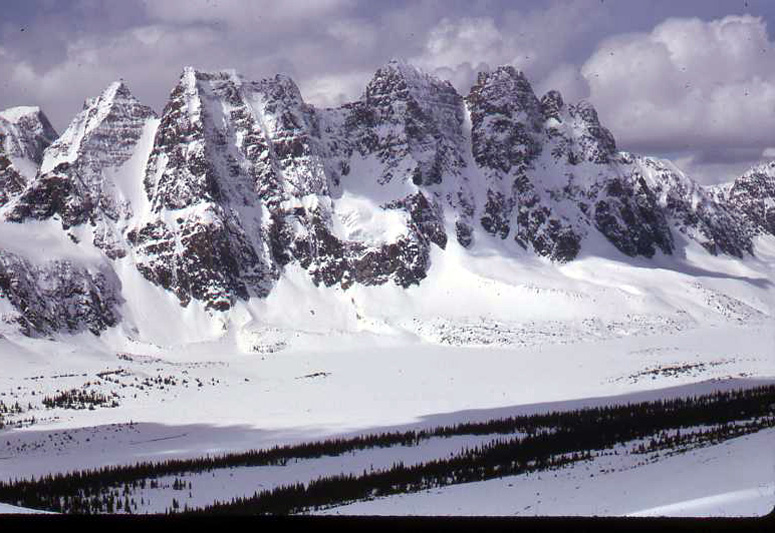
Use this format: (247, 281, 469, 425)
(0, 106, 58, 207)
(4, 82, 157, 259)
(244, 73, 333, 201)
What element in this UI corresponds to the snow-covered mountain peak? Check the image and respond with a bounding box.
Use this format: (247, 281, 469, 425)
(624, 155, 755, 257)
(0, 106, 58, 163)
(0, 106, 59, 147)
(371, 58, 455, 94)
(253, 73, 305, 102)
(466, 65, 545, 172)
(83, 81, 132, 110)
(475, 65, 532, 87)
(372, 59, 427, 84)
(41, 80, 156, 174)
(346, 59, 466, 193)
(0, 106, 58, 207)
(4, 81, 157, 261)
(0, 106, 43, 122)
(468, 66, 544, 126)
(2, 62, 774, 339)
(129, 66, 285, 310)
(364, 59, 462, 125)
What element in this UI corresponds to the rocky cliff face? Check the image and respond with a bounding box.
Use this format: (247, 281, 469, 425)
(0, 60, 771, 335)
(0, 252, 120, 336)
(465, 66, 675, 261)
(129, 63, 457, 310)
(128, 69, 279, 310)
(721, 161, 775, 237)
(630, 156, 756, 257)
(0, 107, 58, 207)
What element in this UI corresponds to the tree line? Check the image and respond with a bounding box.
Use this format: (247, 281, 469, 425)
(0, 384, 773, 513)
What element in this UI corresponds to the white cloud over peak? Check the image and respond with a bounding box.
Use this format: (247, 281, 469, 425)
(581, 15, 775, 154)
(410, 2, 603, 101)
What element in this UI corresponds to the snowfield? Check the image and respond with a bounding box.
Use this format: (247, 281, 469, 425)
(0, 229, 773, 515)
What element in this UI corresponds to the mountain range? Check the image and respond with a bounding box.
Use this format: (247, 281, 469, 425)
(1, 59, 773, 339)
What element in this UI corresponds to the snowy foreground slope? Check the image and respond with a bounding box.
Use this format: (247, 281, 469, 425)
(316, 428, 775, 517)
(0, 60, 774, 516)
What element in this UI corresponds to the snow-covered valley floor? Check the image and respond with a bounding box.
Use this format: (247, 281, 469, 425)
(1, 320, 772, 477)
(0, 320, 773, 515)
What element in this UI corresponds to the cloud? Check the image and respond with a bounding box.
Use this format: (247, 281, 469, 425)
(0, 24, 230, 129)
(299, 70, 373, 108)
(410, 1, 603, 100)
(669, 146, 771, 184)
(671, 152, 762, 185)
(535, 64, 591, 104)
(0, 0, 609, 130)
(418, 17, 503, 71)
(143, 0, 354, 29)
(581, 15, 775, 154)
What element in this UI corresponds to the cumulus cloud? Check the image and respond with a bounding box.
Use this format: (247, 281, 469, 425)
(535, 64, 591, 104)
(417, 17, 503, 73)
(0, 24, 231, 129)
(411, 1, 602, 98)
(581, 15, 775, 156)
(299, 70, 373, 108)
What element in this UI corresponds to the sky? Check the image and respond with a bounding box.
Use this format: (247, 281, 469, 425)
(1, 0, 773, 184)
